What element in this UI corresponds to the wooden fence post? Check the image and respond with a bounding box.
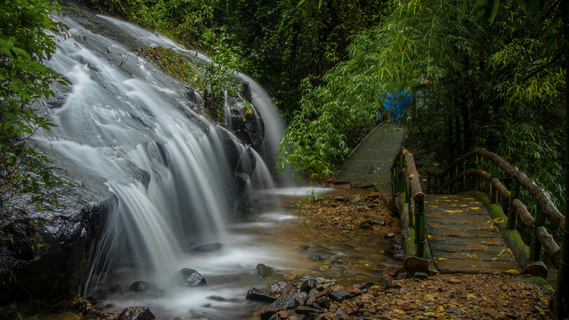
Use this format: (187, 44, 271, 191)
(414, 200, 426, 258)
(507, 180, 520, 230)
(530, 204, 544, 262)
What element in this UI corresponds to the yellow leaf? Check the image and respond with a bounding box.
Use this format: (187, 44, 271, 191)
(494, 217, 503, 223)
(470, 207, 480, 210)
(505, 269, 520, 275)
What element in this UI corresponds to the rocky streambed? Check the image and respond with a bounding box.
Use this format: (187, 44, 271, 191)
(3, 184, 556, 319)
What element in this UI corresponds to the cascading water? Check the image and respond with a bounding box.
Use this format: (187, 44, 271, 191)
(30, 5, 297, 318)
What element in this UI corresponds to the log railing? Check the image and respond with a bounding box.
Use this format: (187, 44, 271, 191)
(390, 148, 426, 259)
(425, 147, 564, 279)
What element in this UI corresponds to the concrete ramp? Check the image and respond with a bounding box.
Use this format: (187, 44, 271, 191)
(334, 124, 405, 194)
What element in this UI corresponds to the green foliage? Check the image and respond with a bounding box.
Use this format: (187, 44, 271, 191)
(0, 0, 67, 215)
(216, 0, 386, 121)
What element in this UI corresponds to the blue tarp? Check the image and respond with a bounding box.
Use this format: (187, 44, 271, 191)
(383, 91, 411, 123)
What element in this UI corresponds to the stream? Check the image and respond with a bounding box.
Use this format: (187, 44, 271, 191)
(27, 3, 400, 319)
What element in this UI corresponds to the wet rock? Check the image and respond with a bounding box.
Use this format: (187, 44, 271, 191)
(0, 186, 108, 305)
(295, 291, 308, 305)
(308, 255, 323, 261)
(129, 281, 151, 293)
(329, 288, 351, 302)
(118, 306, 155, 320)
(316, 296, 331, 309)
(256, 263, 274, 279)
(188, 243, 222, 253)
(179, 268, 207, 287)
(300, 279, 317, 293)
(247, 288, 277, 303)
(271, 281, 294, 295)
(261, 293, 299, 320)
(207, 295, 234, 302)
(296, 306, 321, 317)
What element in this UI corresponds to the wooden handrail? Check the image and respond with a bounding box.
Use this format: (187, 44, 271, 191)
(391, 147, 426, 262)
(426, 148, 565, 229)
(425, 148, 566, 278)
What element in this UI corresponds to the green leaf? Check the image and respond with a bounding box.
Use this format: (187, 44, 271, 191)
(489, 0, 500, 23)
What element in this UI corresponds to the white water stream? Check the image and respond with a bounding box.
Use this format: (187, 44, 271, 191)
(29, 7, 306, 318)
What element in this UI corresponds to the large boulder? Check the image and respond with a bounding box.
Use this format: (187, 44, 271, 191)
(0, 181, 110, 305)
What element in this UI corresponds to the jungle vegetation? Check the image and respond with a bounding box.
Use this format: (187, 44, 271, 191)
(2, 0, 567, 231)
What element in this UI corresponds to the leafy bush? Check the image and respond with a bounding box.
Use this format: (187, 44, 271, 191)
(0, 0, 67, 215)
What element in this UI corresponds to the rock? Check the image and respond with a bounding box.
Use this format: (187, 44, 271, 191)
(179, 268, 207, 287)
(207, 295, 230, 302)
(371, 218, 386, 226)
(300, 279, 317, 293)
(368, 285, 381, 295)
(366, 192, 380, 199)
(261, 293, 299, 320)
(118, 306, 155, 320)
(423, 294, 435, 301)
(255, 263, 274, 279)
(276, 310, 294, 319)
(0, 187, 107, 305)
(414, 272, 429, 280)
(334, 196, 347, 202)
(359, 221, 373, 230)
(308, 255, 323, 261)
(246, 288, 277, 303)
(129, 281, 151, 293)
(296, 306, 321, 317)
(271, 281, 294, 295)
(316, 296, 331, 309)
(295, 291, 308, 305)
(329, 288, 351, 301)
(446, 307, 462, 315)
(344, 285, 363, 296)
(188, 243, 222, 253)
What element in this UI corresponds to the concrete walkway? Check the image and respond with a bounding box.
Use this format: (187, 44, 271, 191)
(334, 123, 405, 194)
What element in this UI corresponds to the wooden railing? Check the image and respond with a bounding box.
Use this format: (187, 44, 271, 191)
(424, 147, 564, 279)
(390, 148, 426, 259)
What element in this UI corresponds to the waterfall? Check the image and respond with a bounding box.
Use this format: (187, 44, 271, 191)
(32, 8, 280, 296)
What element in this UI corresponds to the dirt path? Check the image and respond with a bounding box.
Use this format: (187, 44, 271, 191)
(254, 185, 555, 320)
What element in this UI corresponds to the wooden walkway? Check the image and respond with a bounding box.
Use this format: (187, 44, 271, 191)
(425, 194, 519, 274)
